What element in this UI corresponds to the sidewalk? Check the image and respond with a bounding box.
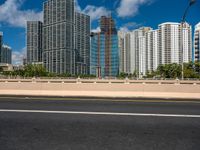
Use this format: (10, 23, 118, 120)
(0, 90, 200, 100)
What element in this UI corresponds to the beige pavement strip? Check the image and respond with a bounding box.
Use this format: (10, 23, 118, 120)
(0, 109, 200, 118)
(0, 96, 200, 104)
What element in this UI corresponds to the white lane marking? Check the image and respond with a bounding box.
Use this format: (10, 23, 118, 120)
(0, 109, 200, 118)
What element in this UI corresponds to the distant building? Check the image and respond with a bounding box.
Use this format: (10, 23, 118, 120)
(151, 30, 160, 71)
(75, 12, 90, 75)
(13, 65, 24, 71)
(159, 22, 192, 64)
(91, 16, 119, 77)
(43, 0, 75, 74)
(23, 58, 27, 66)
(0, 32, 12, 64)
(1, 45, 12, 64)
(118, 22, 192, 78)
(194, 22, 200, 62)
(26, 21, 43, 64)
(118, 27, 151, 76)
(0, 63, 13, 72)
(0, 32, 3, 63)
(118, 31, 127, 73)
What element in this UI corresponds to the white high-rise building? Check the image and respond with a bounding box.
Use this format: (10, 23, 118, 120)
(194, 22, 200, 62)
(159, 22, 192, 65)
(0, 32, 3, 63)
(182, 23, 192, 63)
(145, 29, 160, 72)
(118, 31, 127, 73)
(138, 36, 147, 76)
(118, 27, 152, 76)
(159, 23, 180, 64)
(153, 30, 160, 71)
(118, 22, 192, 78)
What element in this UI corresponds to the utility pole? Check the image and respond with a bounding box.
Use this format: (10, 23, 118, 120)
(181, 0, 196, 80)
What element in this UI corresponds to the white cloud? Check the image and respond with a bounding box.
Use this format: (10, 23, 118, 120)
(0, 0, 42, 28)
(120, 22, 143, 32)
(117, 0, 151, 17)
(12, 47, 26, 65)
(91, 27, 101, 33)
(75, 0, 110, 22)
(119, 27, 130, 32)
(75, 0, 81, 12)
(82, 5, 110, 22)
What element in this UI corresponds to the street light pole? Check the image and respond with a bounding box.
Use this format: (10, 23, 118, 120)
(181, 0, 196, 80)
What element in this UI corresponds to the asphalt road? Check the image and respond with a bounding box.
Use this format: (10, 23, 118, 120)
(0, 97, 200, 150)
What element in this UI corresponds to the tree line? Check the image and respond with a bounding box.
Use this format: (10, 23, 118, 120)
(118, 62, 200, 79)
(1, 62, 200, 79)
(0, 64, 96, 78)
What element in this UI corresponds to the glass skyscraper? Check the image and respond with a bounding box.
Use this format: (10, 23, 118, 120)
(0, 32, 12, 64)
(1, 45, 12, 64)
(91, 16, 119, 77)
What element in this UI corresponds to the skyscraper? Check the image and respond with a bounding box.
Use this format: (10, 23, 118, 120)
(194, 22, 200, 62)
(118, 22, 192, 78)
(91, 16, 119, 77)
(181, 23, 192, 63)
(75, 12, 90, 75)
(118, 31, 126, 73)
(1, 45, 12, 64)
(159, 22, 192, 65)
(0, 32, 3, 63)
(151, 30, 160, 71)
(27, 21, 43, 64)
(118, 27, 151, 76)
(43, 0, 75, 74)
(0, 32, 12, 64)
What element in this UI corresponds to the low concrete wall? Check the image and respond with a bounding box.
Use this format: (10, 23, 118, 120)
(0, 79, 199, 93)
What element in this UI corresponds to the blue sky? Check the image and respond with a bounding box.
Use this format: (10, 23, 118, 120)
(0, 0, 199, 64)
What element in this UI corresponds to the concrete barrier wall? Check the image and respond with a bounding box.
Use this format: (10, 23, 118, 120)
(0, 79, 200, 93)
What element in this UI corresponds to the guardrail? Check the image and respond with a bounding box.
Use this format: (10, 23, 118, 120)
(0, 78, 200, 85)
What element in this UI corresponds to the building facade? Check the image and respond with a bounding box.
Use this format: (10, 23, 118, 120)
(75, 12, 90, 75)
(1, 45, 12, 64)
(151, 30, 160, 71)
(43, 0, 75, 74)
(0, 32, 3, 63)
(91, 16, 119, 77)
(194, 22, 200, 62)
(27, 21, 43, 64)
(159, 22, 192, 65)
(118, 31, 126, 73)
(118, 27, 152, 76)
(118, 22, 192, 78)
(0, 32, 12, 64)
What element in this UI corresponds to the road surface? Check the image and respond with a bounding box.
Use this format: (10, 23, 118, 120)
(0, 97, 200, 150)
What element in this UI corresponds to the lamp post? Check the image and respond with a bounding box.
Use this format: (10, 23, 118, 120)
(181, 0, 196, 80)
